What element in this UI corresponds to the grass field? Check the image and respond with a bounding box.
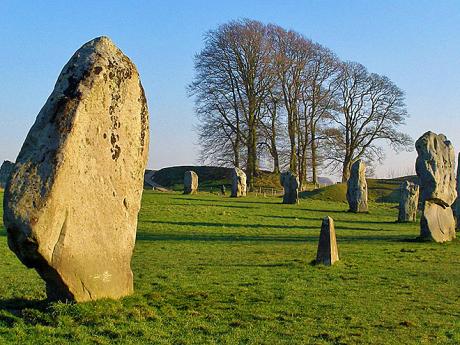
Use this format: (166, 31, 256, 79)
(0, 191, 459, 344)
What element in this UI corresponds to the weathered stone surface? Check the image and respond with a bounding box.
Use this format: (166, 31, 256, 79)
(416, 132, 457, 242)
(3, 37, 149, 301)
(346, 160, 368, 213)
(415, 132, 457, 206)
(280, 171, 299, 204)
(454, 153, 460, 230)
(398, 181, 419, 222)
(0, 160, 14, 189)
(183, 170, 198, 194)
(231, 167, 247, 197)
(316, 216, 339, 266)
(421, 201, 456, 243)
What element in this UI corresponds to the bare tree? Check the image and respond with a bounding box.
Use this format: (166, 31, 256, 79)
(259, 88, 283, 173)
(302, 44, 340, 185)
(325, 61, 412, 181)
(268, 25, 314, 178)
(189, 24, 245, 167)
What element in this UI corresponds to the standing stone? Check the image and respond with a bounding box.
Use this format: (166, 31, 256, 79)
(346, 160, 368, 213)
(220, 185, 226, 196)
(398, 181, 419, 222)
(280, 171, 299, 204)
(416, 132, 456, 242)
(316, 216, 339, 266)
(3, 37, 149, 301)
(183, 171, 198, 194)
(0, 160, 14, 189)
(454, 153, 460, 230)
(231, 167, 247, 197)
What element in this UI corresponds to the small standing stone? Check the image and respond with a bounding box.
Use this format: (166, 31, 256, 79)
(231, 167, 247, 197)
(280, 171, 299, 204)
(0, 160, 14, 189)
(183, 171, 198, 194)
(416, 131, 457, 242)
(316, 216, 339, 266)
(346, 160, 368, 213)
(220, 185, 226, 195)
(398, 181, 419, 222)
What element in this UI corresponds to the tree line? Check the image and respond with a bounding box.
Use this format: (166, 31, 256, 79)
(189, 19, 412, 190)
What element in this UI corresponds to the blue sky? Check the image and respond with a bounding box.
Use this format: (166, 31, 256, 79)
(0, 1, 459, 178)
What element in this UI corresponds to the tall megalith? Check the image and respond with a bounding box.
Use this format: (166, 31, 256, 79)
(398, 181, 419, 222)
(3, 37, 149, 301)
(280, 171, 299, 204)
(184, 171, 198, 194)
(346, 160, 368, 213)
(231, 168, 247, 197)
(416, 132, 456, 242)
(454, 153, 460, 230)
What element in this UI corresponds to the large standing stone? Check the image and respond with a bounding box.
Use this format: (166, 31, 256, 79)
(316, 216, 339, 266)
(0, 160, 14, 189)
(3, 37, 149, 301)
(231, 167, 247, 197)
(183, 170, 198, 194)
(398, 181, 419, 222)
(454, 153, 460, 230)
(280, 171, 299, 204)
(346, 160, 368, 213)
(416, 132, 456, 242)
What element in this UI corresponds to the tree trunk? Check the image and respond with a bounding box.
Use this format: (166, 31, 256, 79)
(246, 119, 257, 191)
(271, 115, 280, 174)
(342, 158, 352, 182)
(310, 121, 318, 186)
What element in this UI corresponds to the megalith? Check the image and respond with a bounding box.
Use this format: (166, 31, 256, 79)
(398, 181, 419, 222)
(454, 153, 460, 230)
(316, 216, 339, 266)
(231, 167, 247, 197)
(0, 160, 14, 189)
(3, 37, 149, 301)
(346, 160, 368, 213)
(280, 171, 299, 204)
(183, 170, 198, 194)
(416, 131, 456, 242)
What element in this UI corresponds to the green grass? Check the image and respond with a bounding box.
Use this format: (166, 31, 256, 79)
(0, 191, 459, 344)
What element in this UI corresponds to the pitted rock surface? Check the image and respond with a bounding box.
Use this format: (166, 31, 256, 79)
(416, 132, 456, 242)
(280, 171, 299, 204)
(398, 181, 419, 222)
(346, 160, 368, 213)
(416, 132, 457, 206)
(3, 37, 149, 301)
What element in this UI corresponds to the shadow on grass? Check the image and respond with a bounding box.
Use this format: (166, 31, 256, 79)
(173, 197, 279, 206)
(170, 203, 253, 209)
(260, 215, 397, 225)
(146, 220, 393, 232)
(136, 231, 413, 243)
(297, 207, 348, 213)
(0, 298, 50, 326)
(137, 232, 318, 242)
